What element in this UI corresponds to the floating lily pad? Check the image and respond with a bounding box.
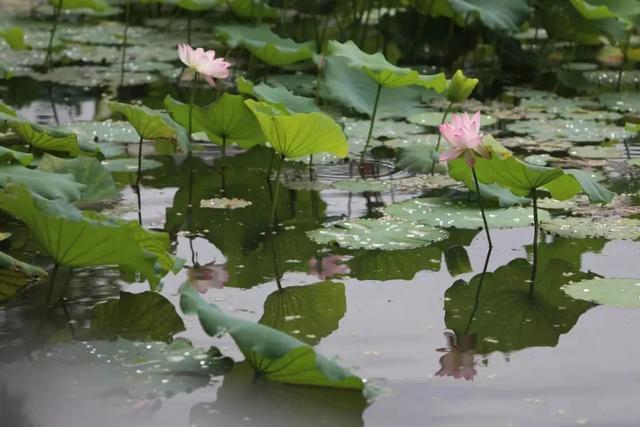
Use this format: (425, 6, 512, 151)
(541, 216, 640, 240)
(63, 120, 140, 144)
(307, 218, 448, 250)
(200, 198, 253, 209)
(519, 96, 597, 114)
(563, 278, 640, 308)
(507, 118, 630, 143)
(569, 145, 626, 159)
(599, 92, 640, 113)
(33, 66, 160, 87)
(384, 197, 548, 229)
(331, 179, 391, 192)
(407, 112, 497, 127)
(101, 158, 163, 173)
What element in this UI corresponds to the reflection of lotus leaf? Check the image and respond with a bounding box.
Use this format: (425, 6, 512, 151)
(260, 281, 346, 345)
(445, 258, 594, 354)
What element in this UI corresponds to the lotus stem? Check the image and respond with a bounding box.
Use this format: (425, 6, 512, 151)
(617, 31, 632, 92)
(44, 0, 63, 70)
(270, 155, 285, 225)
(430, 101, 454, 175)
(471, 166, 493, 248)
(136, 135, 143, 187)
(119, 0, 131, 87)
(529, 189, 539, 299)
(309, 154, 314, 182)
(46, 262, 59, 307)
(189, 73, 197, 142)
(359, 83, 382, 170)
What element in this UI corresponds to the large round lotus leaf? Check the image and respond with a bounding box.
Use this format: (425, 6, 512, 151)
(563, 278, 640, 308)
(599, 92, 640, 112)
(33, 65, 160, 87)
(384, 133, 439, 148)
(331, 179, 391, 192)
(569, 145, 626, 159)
(58, 22, 153, 46)
(384, 197, 548, 229)
(519, 96, 597, 114)
(541, 216, 640, 240)
(559, 109, 623, 121)
(407, 111, 497, 127)
(584, 70, 640, 92)
(507, 118, 630, 143)
(307, 218, 449, 250)
(63, 120, 140, 144)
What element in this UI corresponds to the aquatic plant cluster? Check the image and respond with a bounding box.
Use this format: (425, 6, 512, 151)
(0, 0, 639, 425)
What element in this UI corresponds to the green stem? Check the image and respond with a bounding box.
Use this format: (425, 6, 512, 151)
(136, 135, 143, 187)
(119, 0, 131, 87)
(44, 0, 63, 70)
(472, 166, 492, 248)
(270, 155, 285, 225)
(189, 72, 197, 142)
(529, 189, 539, 299)
(430, 101, 453, 175)
(222, 135, 226, 158)
(359, 83, 382, 169)
(46, 262, 60, 307)
(617, 31, 632, 92)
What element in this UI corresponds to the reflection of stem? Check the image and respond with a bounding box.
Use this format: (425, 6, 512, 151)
(309, 154, 314, 182)
(44, 0, 63, 70)
(189, 73, 197, 143)
(46, 262, 60, 307)
(135, 181, 142, 226)
(529, 189, 539, 300)
(359, 83, 382, 170)
(119, 0, 131, 87)
(47, 84, 60, 126)
(222, 135, 226, 158)
(617, 31, 632, 92)
(270, 155, 285, 225)
(430, 101, 453, 175)
(472, 167, 493, 248)
(464, 246, 492, 335)
(59, 296, 77, 339)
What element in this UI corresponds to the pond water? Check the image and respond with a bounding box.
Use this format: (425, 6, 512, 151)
(2, 2, 640, 427)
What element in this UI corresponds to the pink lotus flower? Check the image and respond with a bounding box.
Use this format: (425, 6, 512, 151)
(438, 111, 490, 167)
(178, 43, 231, 87)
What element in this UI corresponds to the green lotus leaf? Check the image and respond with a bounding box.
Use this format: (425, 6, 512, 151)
(541, 216, 640, 240)
(396, 144, 445, 174)
(3, 338, 232, 403)
(444, 69, 479, 103)
(331, 179, 391, 192)
(89, 291, 185, 341)
(507, 118, 629, 144)
(448, 0, 531, 32)
(108, 101, 190, 153)
(307, 218, 448, 250)
(563, 278, 640, 308)
(569, 0, 640, 19)
(327, 40, 447, 90)
(384, 197, 549, 229)
(321, 56, 427, 119)
(180, 285, 372, 394)
(448, 151, 614, 203)
(164, 94, 264, 149)
(542, 0, 627, 43)
(238, 77, 320, 113)
(176, 0, 219, 11)
(218, 25, 315, 66)
(0, 26, 28, 50)
(0, 146, 33, 165)
(0, 184, 177, 288)
(0, 112, 81, 156)
(49, 0, 110, 12)
(62, 120, 140, 144)
(226, 0, 279, 18)
(0, 249, 46, 304)
(259, 281, 346, 346)
(0, 165, 84, 202)
(37, 154, 119, 202)
(245, 99, 348, 159)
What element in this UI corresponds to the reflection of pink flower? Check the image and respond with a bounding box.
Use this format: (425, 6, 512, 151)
(308, 255, 351, 280)
(178, 43, 231, 87)
(438, 111, 490, 167)
(435, 330, 477, 381)
(187, 263, 229, 292)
